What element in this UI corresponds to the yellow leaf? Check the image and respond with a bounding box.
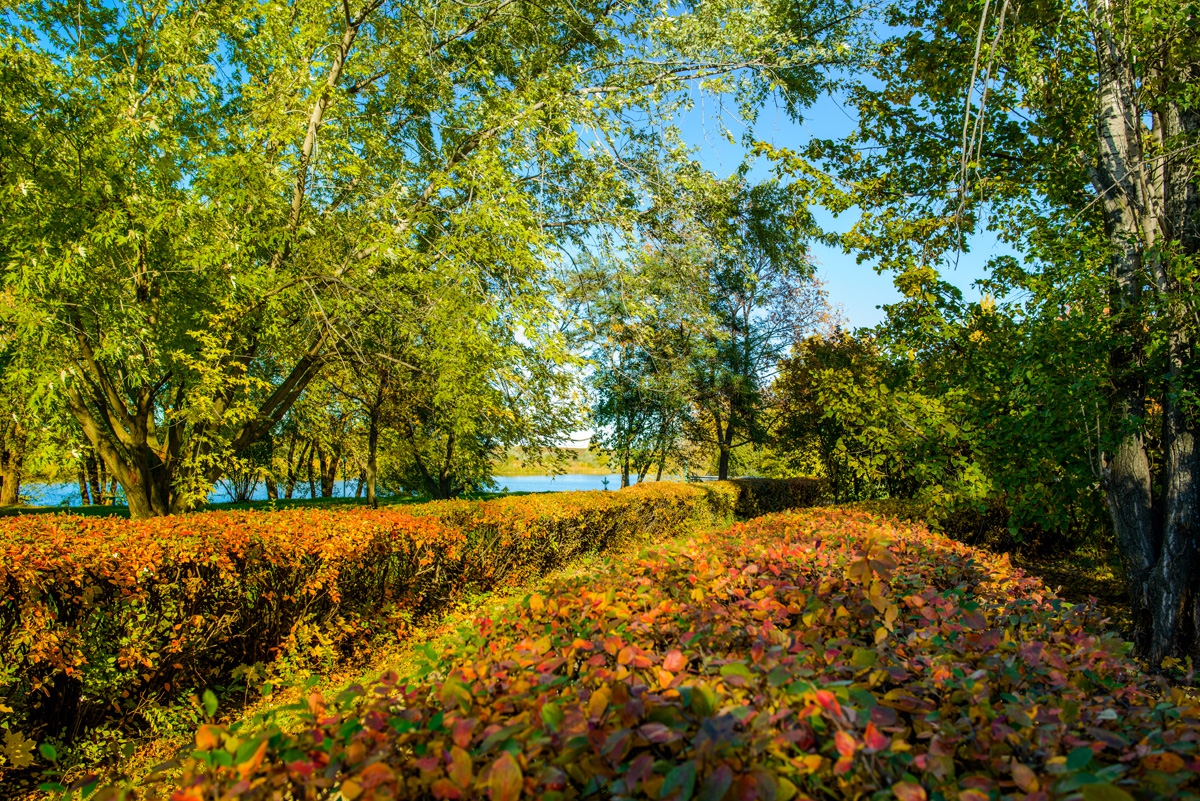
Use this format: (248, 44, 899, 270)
(2, 730, 36, 769)
(341, 780, 363, 800)
(486, 751, 523, 801)
(588, 686, 612, 718)
(1080, 785, 1135, 801)
(449, 746, 473, 788)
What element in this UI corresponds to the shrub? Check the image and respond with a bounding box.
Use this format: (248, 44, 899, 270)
(0, 479, 812, 785)
(0, 508, 463, 756)
(116, 508, 1200, 801)
(725, 477, 823, 518)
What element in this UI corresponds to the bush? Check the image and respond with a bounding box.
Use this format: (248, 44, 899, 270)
(0, 479, 813, 785)
(843, 498, 1083, 556)
(0, 508, 463, 761)
(116, 508, 1200, 801)
(725, 477, 823, 518)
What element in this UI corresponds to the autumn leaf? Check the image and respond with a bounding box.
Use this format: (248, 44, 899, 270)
(663, 649, 687, 672)
(486, 752, 523, 801)
(1011, 761, 1038, 792)
(2, 729, 36, 769)
(892, 781, 927, 801)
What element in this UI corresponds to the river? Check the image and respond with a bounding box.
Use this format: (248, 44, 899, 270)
(13, 473, 673, 508)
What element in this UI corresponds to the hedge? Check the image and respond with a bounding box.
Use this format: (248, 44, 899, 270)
(0, 478, 814, 785)
(104, 508, 1200, 801)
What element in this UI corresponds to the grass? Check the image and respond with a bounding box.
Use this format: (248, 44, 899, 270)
(491, 446, 612, 476)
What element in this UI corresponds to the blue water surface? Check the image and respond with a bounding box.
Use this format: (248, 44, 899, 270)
(16, 474, 678, 507)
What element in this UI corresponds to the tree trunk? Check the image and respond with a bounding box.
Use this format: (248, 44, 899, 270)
(86, 453, 104, 505)
(0, 450, 21, 507)
(265, 475, 278, 501)
(366, 406, 380, 508)
(717, 445, 731, 481)
(1090, 0, 1200, 661)
(307, 445, 317, 499)
(77, 469, 91, 505)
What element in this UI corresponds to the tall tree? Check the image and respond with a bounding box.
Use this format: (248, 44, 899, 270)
(670, 169, 827, 479)
(765, 0, 1199, 658)
(3, 0, 805, 516)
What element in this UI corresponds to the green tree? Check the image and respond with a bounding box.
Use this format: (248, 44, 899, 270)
(669, 169, 826, 479)
(4, 0, 793, 516)
(764, 0, 1198, 658)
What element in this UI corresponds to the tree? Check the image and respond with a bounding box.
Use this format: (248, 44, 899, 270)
(380, 284, 578, 499)
(764, 0, 1199, 658)
(5, 0, 794, 516)
(568, 253, 692, 487)
(669, 169, 827, 479)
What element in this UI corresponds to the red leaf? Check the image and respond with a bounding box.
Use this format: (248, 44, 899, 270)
(863, 722, 889, 752)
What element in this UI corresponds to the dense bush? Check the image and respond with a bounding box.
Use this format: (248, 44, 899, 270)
(843, 499, 1087, 557)
(114, 508, 1200, 801)
(724, 478, 823, 518)
(0, 479, 811, 784)
(0, 508, 463, 759)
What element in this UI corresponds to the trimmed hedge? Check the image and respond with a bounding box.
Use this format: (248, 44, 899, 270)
(723, 477, 823, 518)
(0, 478, 814, 785)
(108, 508, 1200, 801)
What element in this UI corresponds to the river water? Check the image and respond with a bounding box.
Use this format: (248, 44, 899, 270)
(15, 474, 669, 508)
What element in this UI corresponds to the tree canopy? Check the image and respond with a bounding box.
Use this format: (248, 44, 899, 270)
(2, 0, 1199, 661)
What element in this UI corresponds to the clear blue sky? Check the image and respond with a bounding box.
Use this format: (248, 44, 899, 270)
(670, 89, 1006, 329)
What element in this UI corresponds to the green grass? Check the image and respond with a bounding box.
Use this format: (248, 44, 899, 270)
(492, 446, 612, 476)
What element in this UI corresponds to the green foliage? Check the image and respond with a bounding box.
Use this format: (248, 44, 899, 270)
(774, 312, 1109, 543)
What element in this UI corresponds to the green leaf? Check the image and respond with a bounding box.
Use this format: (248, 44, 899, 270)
(690, 684, 719, 717)
(541, 702, 564, 732)
(1067, 746, 1094, 771)
(1080, 784, 1135, 801)
(662, 760, 697, 801)
(718, 662, 754, 679)
(202, 689, 219, 719)
(850, 648, 877, 668)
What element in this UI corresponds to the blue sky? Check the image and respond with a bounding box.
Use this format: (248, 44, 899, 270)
(670, 89, 1004, 329)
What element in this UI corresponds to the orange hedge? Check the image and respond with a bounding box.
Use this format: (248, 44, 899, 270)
(0, 508, 462, 750)
(116, 508, 1200, 801)
(2, 480, 793, 781)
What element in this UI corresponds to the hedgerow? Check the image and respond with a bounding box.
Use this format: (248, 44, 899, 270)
(109, 508, 1200, 801)
(1, 480, 805, 786)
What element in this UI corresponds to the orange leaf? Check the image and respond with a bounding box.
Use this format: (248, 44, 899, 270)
(1142, 752, 1185, 773)
(486, 752, 523, 801)
(892, 781, 926, 801)
(1011, 762, 1039, 792)
(194, 725, 221, 751)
